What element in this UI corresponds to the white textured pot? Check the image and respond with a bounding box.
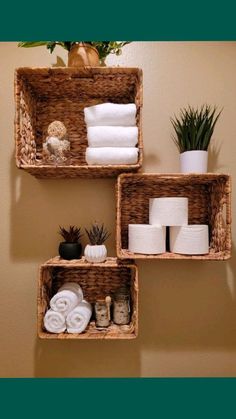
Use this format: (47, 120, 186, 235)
(84, 244, 107, 263)
(180, 150, 208, 173)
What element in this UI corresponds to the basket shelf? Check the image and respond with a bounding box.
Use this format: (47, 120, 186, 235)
(116, 173, 231, 260)
(38, 257, 138, 339)
(15, 67, 143, 179)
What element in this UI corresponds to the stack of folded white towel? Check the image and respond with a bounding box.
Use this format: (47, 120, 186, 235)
(84, 103, 139, 165)
(44, 282, 92, 334)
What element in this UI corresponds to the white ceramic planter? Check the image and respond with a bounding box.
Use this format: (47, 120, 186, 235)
(84, 244, 107, 263)
(180, 150, 208, 173)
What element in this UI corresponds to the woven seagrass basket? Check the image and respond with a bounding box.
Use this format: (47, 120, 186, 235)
(116, 173, 231, 260)
(38, 257, 138, 339)
(15, 67, 143, 178)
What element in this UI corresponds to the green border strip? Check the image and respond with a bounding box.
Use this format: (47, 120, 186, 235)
(0, 378, 236, 417)
(1, 1, 236, 40)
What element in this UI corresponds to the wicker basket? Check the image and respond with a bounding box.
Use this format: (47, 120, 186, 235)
(38, 257, 138, 339)
(15, 67, 143, 179)
(116, 173, 231, 260)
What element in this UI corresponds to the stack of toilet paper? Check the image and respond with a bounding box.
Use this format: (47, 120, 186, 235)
(43, 282, 92, 334)
(128, 197, 209, 255)
(84, 103, 139, 165)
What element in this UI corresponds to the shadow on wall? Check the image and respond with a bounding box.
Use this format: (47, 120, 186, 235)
(52, 56, 66, 67)
(208, 141, 226, 172)
(10, 156, 117, 261)
(34, 339, 141, 377)
(138, 243, 236, 351)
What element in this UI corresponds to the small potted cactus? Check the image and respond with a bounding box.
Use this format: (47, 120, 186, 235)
(84, 223, 110, 263)
(58, 226, 83, 260)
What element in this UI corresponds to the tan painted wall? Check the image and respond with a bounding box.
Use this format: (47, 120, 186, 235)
(0, 42, 235, 377)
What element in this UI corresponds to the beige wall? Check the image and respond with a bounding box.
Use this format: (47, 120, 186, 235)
(0, 42, 235, 377)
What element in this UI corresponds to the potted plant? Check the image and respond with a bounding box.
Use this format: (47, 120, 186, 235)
(58, 225, 83, 260)
(84, 223, 110, 263)
(171, 105, 222, 173)
(18, 41, 130, 67)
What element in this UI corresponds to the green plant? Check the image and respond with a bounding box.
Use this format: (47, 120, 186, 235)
(59, 226, 82, 243)
(85, 223, 110, 245)
(171, 105, 222, 153)
(91, 42, 130, 63)
(18, 41, 131, 63)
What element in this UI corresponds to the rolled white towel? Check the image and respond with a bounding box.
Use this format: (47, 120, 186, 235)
(66, 300, 92, 334)
(59, 282, 83, 297)
(84, 103, 136, 127)
(86, 147, 138, 165)
(50, 283, 83, 315)
(44, 309, 66, 334)
(87, 126, 138, 148)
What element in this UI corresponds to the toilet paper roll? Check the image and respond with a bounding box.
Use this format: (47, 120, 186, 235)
(170, 225, 209, 255)
(128, 224, 166, 254)
(149, 197, 188, 226)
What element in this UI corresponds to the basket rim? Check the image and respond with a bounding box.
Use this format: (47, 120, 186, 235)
(19, 163, 142, 169)
(15, 66, 143, 75)
(117, 250, 231, 261)
(118, 172, 231, 180)
(41, 256, 137, 269)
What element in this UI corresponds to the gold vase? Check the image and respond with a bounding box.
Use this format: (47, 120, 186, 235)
(68, 43, 100, 67)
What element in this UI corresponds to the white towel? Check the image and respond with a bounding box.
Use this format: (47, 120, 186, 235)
(86, 147, 138, 165)
(59, 282, 83, 297)
(50, 282, 83, 315)
(44, 309, 66, 334)
(87, 126, 138, 148)
(66, 300, 92, 334)
(84, 103, 136, 127)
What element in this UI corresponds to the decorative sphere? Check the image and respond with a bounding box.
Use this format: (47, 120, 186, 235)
(47, 121, 67, 139)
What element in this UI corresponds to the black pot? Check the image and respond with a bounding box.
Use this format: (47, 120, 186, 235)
(59, 242, 82, 260)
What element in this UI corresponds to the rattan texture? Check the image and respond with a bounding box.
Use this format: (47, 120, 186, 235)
(15, 67, 143, 178)
(38, 257, 138, 339)
(116, 173, 231, 260)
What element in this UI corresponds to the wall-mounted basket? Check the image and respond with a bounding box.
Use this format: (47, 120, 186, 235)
(38, 257, 138, 339)
(15, 67, 143, 179)
(116, 173, 231, 260)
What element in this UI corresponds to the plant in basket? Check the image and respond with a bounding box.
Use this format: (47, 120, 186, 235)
(58, 226, 83, 260)
(84, 223, 110, 263)
(18, 41, 131, 67)
(171, 105, 222, 173)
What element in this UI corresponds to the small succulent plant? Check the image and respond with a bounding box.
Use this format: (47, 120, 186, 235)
(85, 223, 110, 245)
(59, 226, 82, 243)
